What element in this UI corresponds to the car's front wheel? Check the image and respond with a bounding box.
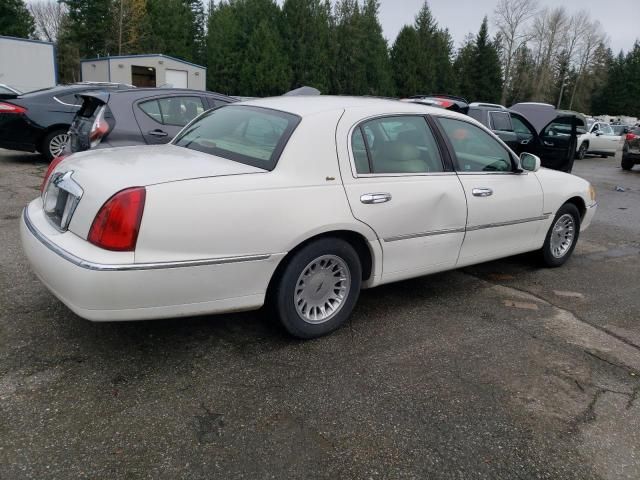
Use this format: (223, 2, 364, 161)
(576, 142, 588, 159)
(272, 238, 362, 339)
(42, 128, 70, 162)
(540, 203, 581, 267)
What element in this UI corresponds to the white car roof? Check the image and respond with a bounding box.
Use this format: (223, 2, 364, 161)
(238, 95, 453, 118)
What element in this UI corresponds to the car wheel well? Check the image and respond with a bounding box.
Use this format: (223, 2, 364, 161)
(38, 124, 70, 146)
(565, 196, 586, 220)
(268, 230, 373, 294)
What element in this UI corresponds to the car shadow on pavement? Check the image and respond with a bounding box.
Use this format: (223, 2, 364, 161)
(0, 149, 48, 165)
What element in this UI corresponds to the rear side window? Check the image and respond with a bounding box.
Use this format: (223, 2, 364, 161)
(352, 116, 444, 174)
(437, 117, 513, 172)
(489, 111, 512, 131)
(173, 105, 300, 170)
(55, 94, 82, 106)
(139, 96, 205, 127)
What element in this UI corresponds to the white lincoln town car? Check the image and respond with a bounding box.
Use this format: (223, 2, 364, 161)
(21, 97, 597, 338)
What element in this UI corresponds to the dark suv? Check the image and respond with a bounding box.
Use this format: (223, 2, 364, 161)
(0, 82, 132, 161)
(468, 102, 586, 173)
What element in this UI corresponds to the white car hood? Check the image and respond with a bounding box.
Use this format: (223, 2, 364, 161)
(55, 144, 266, 238)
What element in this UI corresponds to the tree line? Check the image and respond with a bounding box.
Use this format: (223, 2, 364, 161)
(2, 0, 638, 116)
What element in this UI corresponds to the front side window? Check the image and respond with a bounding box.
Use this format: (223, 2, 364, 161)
(511, 115, 535, 137)
(173, 105, 300, 170)
(489, 111, 512, 132)
(352, 116, 443, 174)
(542, 118, 573, 137)
(437, 117, 513, 172)
(599, 124, 614, 135)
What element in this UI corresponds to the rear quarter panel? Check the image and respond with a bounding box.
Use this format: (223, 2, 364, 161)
(134, 109, 378, 264)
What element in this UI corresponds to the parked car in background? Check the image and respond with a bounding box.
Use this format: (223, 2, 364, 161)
(0, 82, 131, 161)
(402, 94, 470, 114)
(0, 83, 21, 99)
(576, 121, 625, 159)
(622, 126, 640, 170)
(611, 124, 630, 136)
(467, 102, 586, 173)
(67, 88, 236, 153)
(22, 97, 597, 339)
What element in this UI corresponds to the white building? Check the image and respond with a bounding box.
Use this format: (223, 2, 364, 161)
(0, 35, 57, 92)
(80, 54, 206, 90)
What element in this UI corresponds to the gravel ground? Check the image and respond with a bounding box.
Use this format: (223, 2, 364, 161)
(1, 148, 639, 479)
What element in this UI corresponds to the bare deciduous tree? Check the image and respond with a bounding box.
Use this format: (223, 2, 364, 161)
(529, 7, 569, 100)
(493, 0, 538, 104)
(569, 20, 607, 109)
(29, 0, 67, 43)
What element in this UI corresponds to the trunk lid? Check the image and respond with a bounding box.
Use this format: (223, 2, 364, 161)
(67, 92, 111, 153)
(48, 144, 266, 238)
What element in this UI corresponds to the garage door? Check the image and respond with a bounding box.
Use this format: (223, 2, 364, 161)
(165, 69, 188, 88)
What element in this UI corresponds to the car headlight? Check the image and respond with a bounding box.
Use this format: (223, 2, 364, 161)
(588, 184, 597, 203)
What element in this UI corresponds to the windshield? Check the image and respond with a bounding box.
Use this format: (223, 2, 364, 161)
(173, 105, 300, 170)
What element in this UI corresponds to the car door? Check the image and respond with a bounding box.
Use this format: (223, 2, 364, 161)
(537, 117, 576, 171)
(434, 116, 545, 266)
(337, 113, 468, 284)
(134, 95, 207, 144)
(488, 110, 519, 151)
(598, 124, 622, 153)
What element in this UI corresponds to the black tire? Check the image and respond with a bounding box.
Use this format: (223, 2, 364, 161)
(621, 145, 634, 170)
(540, 203, 581, 268)
(41, 128, 70, 162)
(272, 238, 362, 339)
(576, 142, 588, 160)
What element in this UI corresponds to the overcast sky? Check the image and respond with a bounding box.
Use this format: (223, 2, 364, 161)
(378, 0, 638, 54)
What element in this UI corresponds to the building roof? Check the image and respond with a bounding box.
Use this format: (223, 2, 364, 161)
(0, 35, 54, 46)
(80, 54, 205, 70)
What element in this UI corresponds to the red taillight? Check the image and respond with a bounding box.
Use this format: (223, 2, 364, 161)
(40, 155, 67, 192)
(0, 102, 26, 114)
(88, 187, 146, 251)
(89, 106, 110, 146)
(435, 99, 454, 109)
(626, 133, 638, 141)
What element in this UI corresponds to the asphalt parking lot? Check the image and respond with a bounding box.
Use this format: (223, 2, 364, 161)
(1, 148, 639, 479)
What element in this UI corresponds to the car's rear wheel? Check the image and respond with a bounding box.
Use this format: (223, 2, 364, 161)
(272, 238, 362, 339)
(540, 203, 581, 267)
(576, 143, 588, 159)
(42, 128, 70, 162)
(621, 145, 634, 170)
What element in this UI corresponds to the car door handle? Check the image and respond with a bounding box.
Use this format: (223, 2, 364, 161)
(360, 193, 392, 204)
(543, 140, 554, 146)
(148, 129, 168, 137)
(472, 188, 493, 197)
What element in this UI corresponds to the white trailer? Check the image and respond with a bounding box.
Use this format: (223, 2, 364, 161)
(0, 36, 56, 93)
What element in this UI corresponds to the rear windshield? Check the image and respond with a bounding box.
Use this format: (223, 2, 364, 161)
(172, 105, 300, 170)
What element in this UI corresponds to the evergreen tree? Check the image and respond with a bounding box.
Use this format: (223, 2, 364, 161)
(333, 0, 367, 94)
(360, 0, 394, 95)
(470, 17, 502, 103)
(282, 0, 333, 92)
(391, 1, 454, 96)
(0, 0, 36, 39)
(61, 0, 114, 57)
(206, 0, 290, 95)
(144, 0, 203, 62)
(205, 1, 242, 93)
(390, 26, 421, 97)
(453, 34, 475, 100)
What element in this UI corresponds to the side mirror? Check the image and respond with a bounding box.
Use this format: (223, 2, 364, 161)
(520, 152, 541, 172)
(595, 131, 603, 136)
